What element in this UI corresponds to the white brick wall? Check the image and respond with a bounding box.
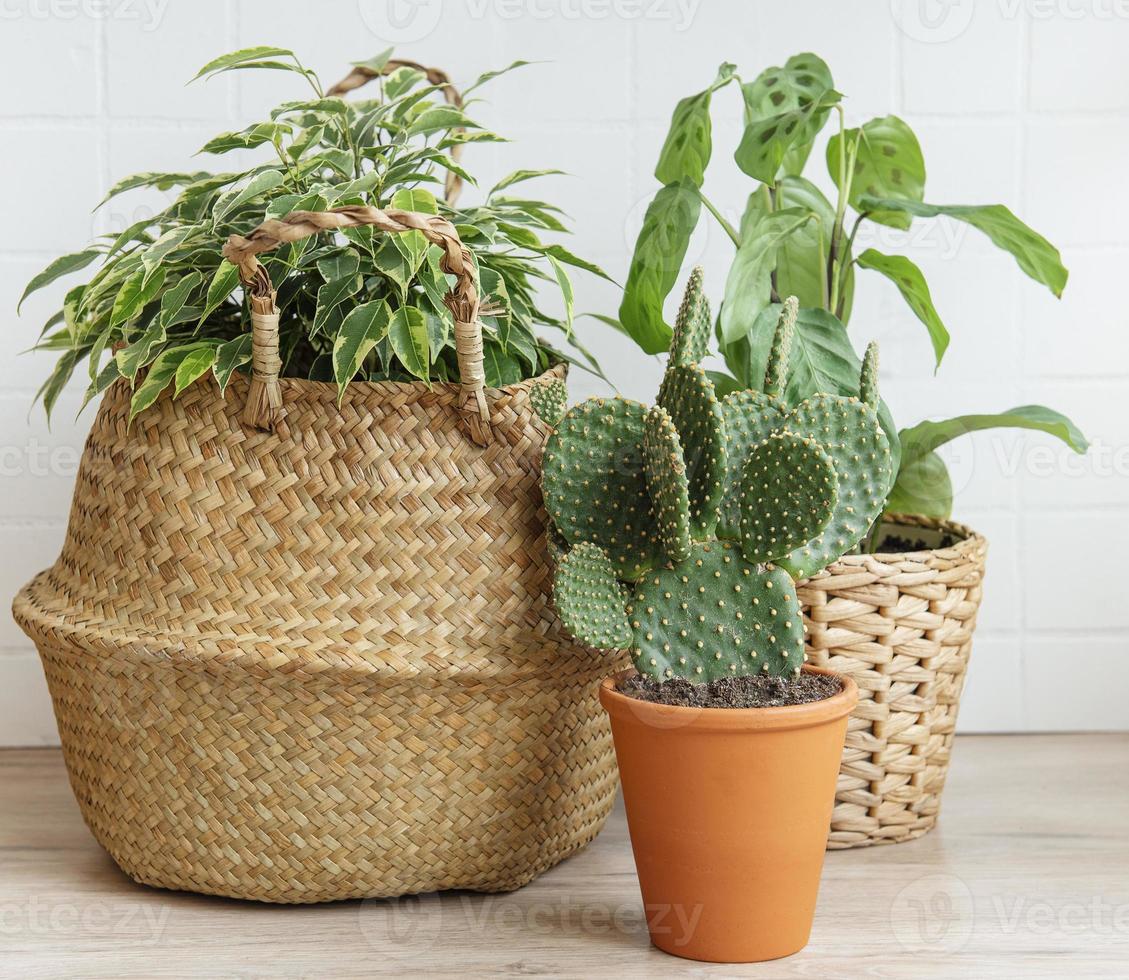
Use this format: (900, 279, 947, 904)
(2, 0, 1126, 743)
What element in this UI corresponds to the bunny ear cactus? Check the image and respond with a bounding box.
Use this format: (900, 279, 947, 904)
(531, 378, 568, 429)
(545, 273, 894, 684)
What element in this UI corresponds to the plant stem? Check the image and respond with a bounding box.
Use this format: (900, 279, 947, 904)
(827, 106, 859, 317)
(699, 191, 740, 248)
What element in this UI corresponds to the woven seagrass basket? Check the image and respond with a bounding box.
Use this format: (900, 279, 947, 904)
(12, 202, 619, 903)
(797, 515, 988, 848)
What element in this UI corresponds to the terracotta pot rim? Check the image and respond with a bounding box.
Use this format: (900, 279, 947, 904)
(599, 664, 858, 733)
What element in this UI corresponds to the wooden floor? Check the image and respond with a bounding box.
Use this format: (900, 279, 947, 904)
(2, 735, 1127, 978)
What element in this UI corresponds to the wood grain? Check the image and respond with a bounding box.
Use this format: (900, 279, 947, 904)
(2, 735, 1127, 978)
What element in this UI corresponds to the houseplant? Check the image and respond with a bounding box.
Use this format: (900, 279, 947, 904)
(20, 46, 609, 423)
(536, 280, 889, 962)
(11, 48, 620, 903)
(607, 53, 1089, 847)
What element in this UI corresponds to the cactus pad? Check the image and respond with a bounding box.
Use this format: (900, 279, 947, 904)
(552, 543, 632, 650)
(777, 393, 893, 578)
(642, 405, 693, 562)
(531, 378, 568, 428)
(657, 364, 727, 537)
(669, 266, 710, 367)
(717, 390, 787, 538)
(738, 432, 838, 565)
(626, 541, 804, 682)
(542, 397, 664, 580)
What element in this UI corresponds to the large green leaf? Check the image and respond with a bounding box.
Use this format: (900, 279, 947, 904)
(828, 115, 925, 230)
(718, 204, 811, 344)
(738, 53, 837, 180)
(890, 406, 1088, 518)
(886, 451, 953, 518)
(856, 249, 949, 367)
(857, 197, 1068, 297)
(618, 179, 702, 354)
(387, 305, 430, 380)
(745, 303, 901, 472)
(332, 299, 391, 399)
(654, 63, 736, 187)
(129, 344, 209, 421)
(18, 250, 102, 313)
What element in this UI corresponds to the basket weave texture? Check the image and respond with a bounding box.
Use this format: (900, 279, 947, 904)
(797, 515, 988, 848)
(13, 364, 620, 902)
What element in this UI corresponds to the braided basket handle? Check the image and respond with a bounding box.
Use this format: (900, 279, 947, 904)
(222, 205, 492, 445)
(326, 59, 465, 205)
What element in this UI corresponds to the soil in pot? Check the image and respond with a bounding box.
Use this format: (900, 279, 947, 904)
(617, 672, 842, 709)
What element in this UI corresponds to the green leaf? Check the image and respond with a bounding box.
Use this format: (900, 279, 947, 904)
(173, 345, 217, 396)
(212, 169, 285, 227)
(855, 197, 1068, 297)
(718, 204, 811, 343)
(129, 345, 205, 420)
(199, 260, 241, 323)
(390, 187, 438, 277)
(95, 170, 201, 209)
(35, 348, 80, 423)
(350, 49, 393, 74)
(19, 250, 101, 313)
(387, 305, 430, 381)
(856, 249, 949, 367)
(618, 179, 702, 354)
(735, 88, 840, 186)
(655, 63, 736, 188)
(886, 451, 953, 519)
(115, 319, 165, 381)
(406, 106, 479, 138)
(828, 115, 925, 230)
(332, 299, 391, 399)
(770, 176, 854, 317)
(465, 60, 533, 95)
(142, 227, 195, 271)
(110, 266, 165, 329)
(736, 54, 838, 184)
(746, 303, 901, 473)
(199, 122, 291, 155)
(547, 255, 574, 335)
(157, 271, 203, 329)
(489, 169, 566, 197)
(316, 249, 361, 282)
(193, 46, 297, 80)
(312, 274, 362, 336)
(542, 244, 613, 282)
(212, 334, 252, 393)
(82, 356, 123, 412)
(483, 342, 523, 387)
(899, 406, 1088, 465)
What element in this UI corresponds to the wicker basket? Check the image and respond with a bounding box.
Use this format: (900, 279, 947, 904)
(12, 204, 619, 903)
(797, 515, 988, 848)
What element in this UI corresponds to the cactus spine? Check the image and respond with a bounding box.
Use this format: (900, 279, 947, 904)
(543, 272, 895, 682)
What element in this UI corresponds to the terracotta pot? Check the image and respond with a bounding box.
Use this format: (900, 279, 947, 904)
(599, 666, 858, 963)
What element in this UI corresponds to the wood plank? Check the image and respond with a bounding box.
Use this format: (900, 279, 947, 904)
(1, 736, 1127, 978)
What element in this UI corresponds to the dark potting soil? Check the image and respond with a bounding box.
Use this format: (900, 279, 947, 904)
(875, 531, 956, 554)
(617, 672, 842, 709)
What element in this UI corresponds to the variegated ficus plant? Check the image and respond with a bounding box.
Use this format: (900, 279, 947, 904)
(18, 47, 609, 422)
(536, 271, 894, 681)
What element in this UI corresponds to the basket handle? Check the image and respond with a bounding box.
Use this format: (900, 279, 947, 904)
(221, 205, 492, 445)
(326, 59, 465, 206)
